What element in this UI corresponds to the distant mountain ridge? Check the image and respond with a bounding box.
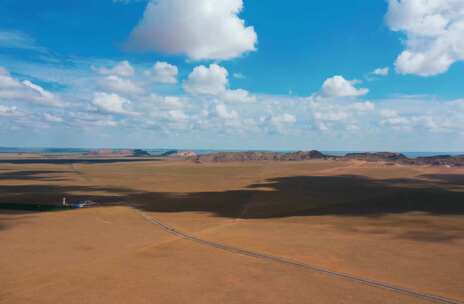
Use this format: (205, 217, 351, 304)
(168, 150, 464, 167)
(1, 147, 463, 166)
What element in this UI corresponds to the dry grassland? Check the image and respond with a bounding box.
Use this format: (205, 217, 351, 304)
(1, 158, 463, 303)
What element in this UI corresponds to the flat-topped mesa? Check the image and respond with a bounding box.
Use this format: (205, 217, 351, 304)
(344, 152, 408, 162)
(170, 150, 464, 167)
(186, 150, 329, 162)
(195, 152, 275, 162)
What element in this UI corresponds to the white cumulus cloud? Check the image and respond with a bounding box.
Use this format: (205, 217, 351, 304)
(233, 73, 246, 79)
(92, 92, 134, 115)
(271, 113, 296, 125)
(351, 101, 375, 111)
(99, 75, 143, 95)
(0, 30, 46, 52)
(127, 0, 257, 60)
(222, 89, 256, 103)
(183, 64, 255, 103)
(320, 75, 369, 97)
(96, 60, 135, 77)
(0, 105, 20, 116)
(372, 67, 390, 76)
(386, 0, 464, 76)
(168, 110, 188, 122)
(184, 64, 228, 95)
(147, 61, 178, 84)
(0, 67, 63, 107)
(44, 113, 63, 123)
(216, 103, 239, 120)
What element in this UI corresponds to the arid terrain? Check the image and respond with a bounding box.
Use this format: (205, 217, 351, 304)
(1, 155, 464, 304)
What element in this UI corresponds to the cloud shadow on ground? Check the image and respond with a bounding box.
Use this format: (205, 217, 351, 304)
(1, 172, 463, 241)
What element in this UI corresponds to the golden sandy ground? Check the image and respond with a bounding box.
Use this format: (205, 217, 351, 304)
(1, 159, 463, 303)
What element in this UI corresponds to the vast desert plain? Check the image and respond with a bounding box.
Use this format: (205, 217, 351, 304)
(1, 156, 464, 304)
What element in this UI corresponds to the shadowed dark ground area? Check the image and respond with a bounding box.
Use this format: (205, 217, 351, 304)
(126, 175, 464, 219)
(1, 172, 464, 242)
(1, 173, 463, 218)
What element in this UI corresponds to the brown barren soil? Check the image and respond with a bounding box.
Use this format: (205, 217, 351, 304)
(1, 158, 464, 303)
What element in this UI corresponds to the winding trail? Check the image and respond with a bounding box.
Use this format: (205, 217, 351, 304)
(132, 207, 462, 304)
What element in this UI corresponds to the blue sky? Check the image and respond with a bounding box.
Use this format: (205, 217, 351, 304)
(0, 0, 463, 151)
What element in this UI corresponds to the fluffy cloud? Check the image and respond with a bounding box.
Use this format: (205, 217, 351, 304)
(184, 64, 228, 95)
(216, 103, 239, 120)
(374, 97, 464, 135)
(142, 94, 185, 110)
(92, 92, 134, 115)
(99, 75, 143, 95)
(3, 56, 463, 150)
(127, 0, 257, 60)
(233, 73, 246, 79)
(162, 96, 184, 109)
(306, 95, 380, 133)
(0, 67, 62, 107)
(183, 64, 255, 103)
(351, 101, 375, 111)
(96, 61, 135, 77)
(386, 0, 464, 76)
(0, 105, 20, 116)
(313, 110, 349, 122)
(43, 113, 63, 123)
(271, 113, 296, 125)
(372, 67, 390, 76)
(69, 111, 119, 128)
(168, 110, 188, 122)
(0, 30, 46, 52)
(320, 75, 369, 97)
(222, 89, 256, 103)
(147, 61, 178, 84)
